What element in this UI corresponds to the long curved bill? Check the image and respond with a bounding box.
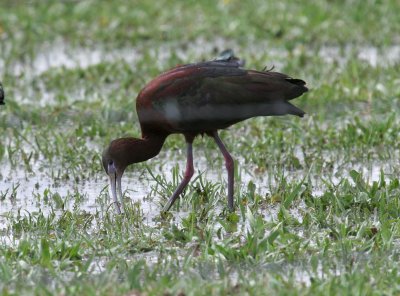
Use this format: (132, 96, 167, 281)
(109, 173, 121, 214)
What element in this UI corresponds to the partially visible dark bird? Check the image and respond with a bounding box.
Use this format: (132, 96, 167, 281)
(0, 82, 4, 105)
(102, 53, 308, 214)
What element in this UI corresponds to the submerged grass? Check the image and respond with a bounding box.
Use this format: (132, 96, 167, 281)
(1, 0, 400, 295)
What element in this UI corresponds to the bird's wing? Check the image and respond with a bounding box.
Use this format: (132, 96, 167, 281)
(137, 61, 307, 132)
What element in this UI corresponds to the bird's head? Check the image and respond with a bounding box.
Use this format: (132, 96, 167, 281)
(102, 146, 118, 179)
(102, 136, 166, 213)
(102, 140, 128, 213)
(102, 144, 120, 176)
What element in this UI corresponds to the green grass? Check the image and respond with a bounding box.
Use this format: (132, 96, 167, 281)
(1, 0, 400, 295)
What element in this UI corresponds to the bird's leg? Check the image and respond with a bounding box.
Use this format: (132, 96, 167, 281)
(212, 131, 235, 211)
(163, 141, 194, 211)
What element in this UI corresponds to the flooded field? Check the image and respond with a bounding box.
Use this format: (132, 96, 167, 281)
(0, 147, 395, 225)
(1, 1, 400, 295)
(3, 37, 400, 78)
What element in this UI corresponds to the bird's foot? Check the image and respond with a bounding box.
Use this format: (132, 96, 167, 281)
(160, 210, 173, 220)
(113, 201, 123, 215)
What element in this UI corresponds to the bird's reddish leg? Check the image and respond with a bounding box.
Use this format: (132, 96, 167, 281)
(163, 139, 194, 211)
(212, 131, 235, 211)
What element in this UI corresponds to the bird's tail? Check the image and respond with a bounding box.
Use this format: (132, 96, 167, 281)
(285, 78, 308, 100)
(286, 102, 305, 117)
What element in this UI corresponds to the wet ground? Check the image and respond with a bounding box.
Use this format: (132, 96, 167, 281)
(0, 144, 392, 230)
(1, 36, 399, 291)
(0, 44, 397, 226)
(2, 37, 400, 79)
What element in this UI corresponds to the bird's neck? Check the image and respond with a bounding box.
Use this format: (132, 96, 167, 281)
(138, 133, 167, 162)
(117, 133, 167, 167)
(106, 134, 167, 173)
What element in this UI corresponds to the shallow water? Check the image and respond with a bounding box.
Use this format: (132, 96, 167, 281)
(2, 37, 399, 79)
(0, 149, 263, 225)
(0, 147, 391, 229)
(1, 38, 398, 246)
(0, 146, 393, 286)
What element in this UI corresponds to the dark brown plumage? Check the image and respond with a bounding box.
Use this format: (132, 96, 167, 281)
(102, 54, 308, 214)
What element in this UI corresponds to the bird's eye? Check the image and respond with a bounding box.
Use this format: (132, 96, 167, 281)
(107, 159, 116, 174)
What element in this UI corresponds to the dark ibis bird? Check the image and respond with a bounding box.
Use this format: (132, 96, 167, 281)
(0, 82, 4, 105)
(102, 52, 308, 214)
